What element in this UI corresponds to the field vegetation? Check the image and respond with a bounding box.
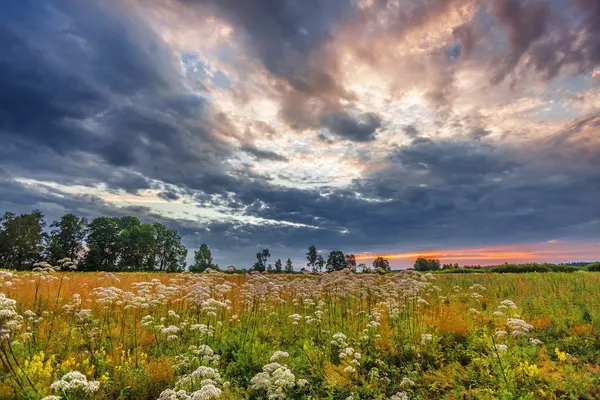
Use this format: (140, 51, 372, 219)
(1, 269, 599, 399)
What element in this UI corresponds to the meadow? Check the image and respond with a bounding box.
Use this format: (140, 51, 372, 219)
(0, 269, 599, 400)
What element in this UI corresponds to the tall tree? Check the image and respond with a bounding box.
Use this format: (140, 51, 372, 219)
(306, 245, 318, 271)
(46, 213, 88, 264)
(82, 217, 121, 271)
(274, 258, 283, 273)
(118, 217, 156, 271)
(191, 243, 214, 272)
(252, 248, 270, 272)
(373, 256, 391, 272)
(284, 258, 293, 273)
(153, 223, 187, 272)
(316, 254, 325, 272)
(0, 210, 46, 269)
(326, 250, 347, 272)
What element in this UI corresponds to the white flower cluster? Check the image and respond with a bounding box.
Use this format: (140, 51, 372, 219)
(507, 318, 533, 336)
(421, 333, 433, 345)
(390, 391, 409, 400)
(0, 293, 22, 340)
(270, 351, 289, 362)
(159, 365, 226, 400)
(251, 352, 305, 400)
(50, 371, 100, 395)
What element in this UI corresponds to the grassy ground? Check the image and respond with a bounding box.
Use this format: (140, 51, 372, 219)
(1, 270, 599, 399)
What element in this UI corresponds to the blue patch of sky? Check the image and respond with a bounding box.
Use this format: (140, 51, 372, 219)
(532, 75, 594, 120)
(181, 51, 232, 89)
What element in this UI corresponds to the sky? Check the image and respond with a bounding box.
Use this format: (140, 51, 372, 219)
(1, 0, 600, 269)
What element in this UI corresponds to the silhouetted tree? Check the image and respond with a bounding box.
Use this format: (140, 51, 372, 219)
(284, 258, 294, 273)
(414, 257, 440, 271)
(191, 243, 215, 272)
(275, 258, 283, 273)
(306, 245, 318, 271)
(373, 256, 391, 272)
(316, 254, 325, 272)
(326, 250, 347, 272)
(252, 248, 270, 272)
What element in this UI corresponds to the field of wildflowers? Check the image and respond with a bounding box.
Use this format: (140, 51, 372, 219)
(1, 269, 599, 399)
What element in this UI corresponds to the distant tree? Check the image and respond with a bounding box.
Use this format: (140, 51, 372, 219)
(267, 263, 273, 273)
(345, 254, 357, 270)
(413, 257, 441, 271)
(373, 256, 391, 272)
(0, 210, 46, 269)
(45, 213, 88, 264)
(357, 263, 368, 273)
(252, 248, 270, 272)
(316, 254, 325, 272)
(191, 243, 214, 272)
(153, 223, 187, 272)
(306, 245, 318, 271)
(284, 258, 294, 273)
(275, 258, 283, 273)
(326, 250, 347, 272)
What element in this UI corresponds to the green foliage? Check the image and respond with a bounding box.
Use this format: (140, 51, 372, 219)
(190, 243, 216, 272)
(45, 213, 88, 264)
(437, 263, 583, 274)
(326, 250, 347, 271)
(586, 262, 600, 272)
(372, 256, 390, 272)
(284, 258, 294, 273)
(0, 210, 46, 269)
(252, 248, 270, 272)
(414, 257, 441, 271)
(306, 245, 318, 271)
(83, 216, 186, 272)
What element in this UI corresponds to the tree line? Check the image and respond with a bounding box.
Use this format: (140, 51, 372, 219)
(0, 210, 393, 273)
(0, 210, 189, 271)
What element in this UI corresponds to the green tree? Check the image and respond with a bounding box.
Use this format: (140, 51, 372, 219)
(413, 257, 440, 271)
(274, 258, 283, 273)
(252, 248, 270, 272)
(316, 254, 325, 272)
(284, 258, 293, 273)
(306, 245, 318, 271)
(326, 250, 347, 272)
(191, 243, 214, 272)
(0, 210, 46, 269)
(373, 256, 391, 272)
(46, 213, 88, 264)
(153, 223, 187, 272)
(82, 217, 121, 271)
(118, 217, 156, 271)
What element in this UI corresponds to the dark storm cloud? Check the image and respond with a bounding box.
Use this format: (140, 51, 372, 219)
(485, 0, 600, 82)
(231, 115, 600, 250)
(320, 111, 383, 142)
(157, 190, 181, 201)
(240, 144, 289, 162)
(491, 0, 550, 83)
(0, 0, 235, 195)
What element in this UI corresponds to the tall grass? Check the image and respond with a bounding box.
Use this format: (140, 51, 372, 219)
(1, 270, 599, 399)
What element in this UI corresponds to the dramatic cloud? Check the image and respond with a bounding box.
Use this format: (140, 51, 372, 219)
(1, 0, 600, 267)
